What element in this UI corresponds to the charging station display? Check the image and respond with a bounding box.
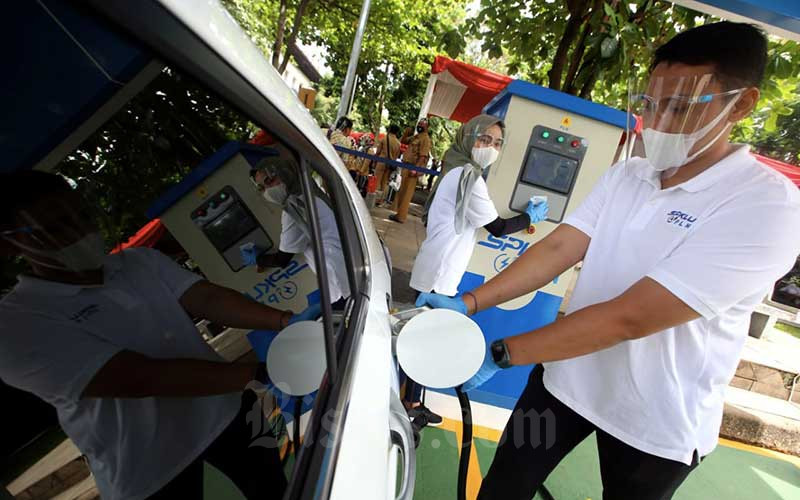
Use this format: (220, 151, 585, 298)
(191, 186, 274, 272)
(520, 149, 579, 195)
(509, 125, 588, 223)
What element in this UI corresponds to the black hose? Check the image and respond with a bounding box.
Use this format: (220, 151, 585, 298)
(455, 385, 472, 500)
(454, 386, 555, 500)
(292, 397, 302, 458)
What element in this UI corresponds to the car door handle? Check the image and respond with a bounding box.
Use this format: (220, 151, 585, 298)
(389, 399, 415, 500)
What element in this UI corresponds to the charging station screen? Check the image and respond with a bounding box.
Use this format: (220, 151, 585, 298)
(203, 202, 258, 251)
(521, 148, 578, 194)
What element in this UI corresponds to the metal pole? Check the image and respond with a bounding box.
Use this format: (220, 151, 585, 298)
(337, 0, 372, 119)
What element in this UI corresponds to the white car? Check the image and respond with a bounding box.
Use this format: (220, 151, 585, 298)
(6, 1, 414, 498)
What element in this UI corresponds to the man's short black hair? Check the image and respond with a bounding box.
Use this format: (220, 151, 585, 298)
(335, 116, 353, 131)
(0, 171, 73, 230)
(652, 21, 767, 89)
(388, 124, 401, 135)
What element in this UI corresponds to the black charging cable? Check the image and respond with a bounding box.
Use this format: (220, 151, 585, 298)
(455, 385, 472, 500)
(454, 385, 555, 500)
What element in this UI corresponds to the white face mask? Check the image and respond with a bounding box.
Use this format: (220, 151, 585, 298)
(262, 183, 288, 205)
(642, 94, 741, 171)
(18, 232, 106, 273)
(471, 146, 499, 169)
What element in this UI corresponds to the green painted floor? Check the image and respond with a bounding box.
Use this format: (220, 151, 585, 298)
(199, 426, 799, 499)
(414, 427, 800, 499)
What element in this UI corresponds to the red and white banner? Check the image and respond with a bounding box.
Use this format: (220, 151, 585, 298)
(419, 56, 512, 123)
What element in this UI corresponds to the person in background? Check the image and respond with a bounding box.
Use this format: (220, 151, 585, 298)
(418, 22, 800, 500)
(390, 118, 432, 223)
(425, 158, 441, 191)
(404, 114, 549, 430)
(328, 116, 354, 165)
(374, 124, 402, 199)
(0, 171, 320, 500)
(399, 126, 415, 145)
(242, 154, 350, 309)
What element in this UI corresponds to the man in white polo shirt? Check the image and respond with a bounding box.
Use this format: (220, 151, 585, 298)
(0, 171, 320, 499)
(417, 22, 800, 499)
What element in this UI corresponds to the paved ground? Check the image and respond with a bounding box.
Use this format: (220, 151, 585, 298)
(414, 418, 800, 500)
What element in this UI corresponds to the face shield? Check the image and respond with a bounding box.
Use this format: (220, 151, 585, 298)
(251, 154, 301, 206)
(464, 120, 507, 170)
(626, 74, 744, 173)
(2, 194, 106, 273)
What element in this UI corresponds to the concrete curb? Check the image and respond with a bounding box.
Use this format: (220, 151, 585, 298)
(720, 403, 800, 457)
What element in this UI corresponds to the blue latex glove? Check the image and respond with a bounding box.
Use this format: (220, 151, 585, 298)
(525, 199, 549, 223)
(461, 345, 501, 392)
(289, 302, 322, 325)
(415, 292, 467, 315)
(239, 243, 264, 267)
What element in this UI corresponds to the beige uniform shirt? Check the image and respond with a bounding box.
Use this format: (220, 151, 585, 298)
(401, 132, 432, 176)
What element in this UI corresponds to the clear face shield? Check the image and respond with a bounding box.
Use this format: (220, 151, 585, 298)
(465, 120, 507, 170)
(1, 193, 106, 274)
(625, 74, 744, 173)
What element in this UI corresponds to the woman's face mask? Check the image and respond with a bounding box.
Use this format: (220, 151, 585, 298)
(262, 182, 289, 205)
(471, 146, 499, 169)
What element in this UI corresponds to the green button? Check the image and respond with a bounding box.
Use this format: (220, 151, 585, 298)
(557, 136, 565, 143)
(220, 193, 227, 200)
(541, 131, 550, 139)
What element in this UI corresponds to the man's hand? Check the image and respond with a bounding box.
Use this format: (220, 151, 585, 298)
(461, 345, 501, 392)
(415, 293, 467, 315)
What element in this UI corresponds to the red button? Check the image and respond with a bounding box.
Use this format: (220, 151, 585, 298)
(571, 140, 580, 148)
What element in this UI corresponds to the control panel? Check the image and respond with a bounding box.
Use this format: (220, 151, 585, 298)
(509, 125, 589, 222)
(191, 186, 274, 271)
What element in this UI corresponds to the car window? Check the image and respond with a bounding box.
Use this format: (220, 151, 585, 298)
(0, 7, 364, 495)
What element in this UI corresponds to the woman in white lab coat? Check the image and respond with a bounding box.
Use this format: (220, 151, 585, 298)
(241, 154, 350, 309)
(403, 114, 549, 428)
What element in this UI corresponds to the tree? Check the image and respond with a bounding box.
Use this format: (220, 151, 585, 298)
(468, 1, 800, 165)
(467, 0, 706, 100)
(58, 68, 255, 245)
(309, 0, 467, 134)
(225, 0, 468, 145)
(223, 0, 313, 73)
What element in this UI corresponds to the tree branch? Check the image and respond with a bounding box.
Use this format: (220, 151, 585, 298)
(272, 0, 289, 68)
(279, 0, 313, 74)
(547, 0, 590, 90)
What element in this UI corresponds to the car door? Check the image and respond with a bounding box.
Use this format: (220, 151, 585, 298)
(80, 1, 416, 498)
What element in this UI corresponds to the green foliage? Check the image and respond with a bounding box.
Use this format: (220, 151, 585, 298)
(468, 0, 800, 164)
(225, 0, 467, 141)
(309, 0, 468, 134)
(58, 68, 255, 245)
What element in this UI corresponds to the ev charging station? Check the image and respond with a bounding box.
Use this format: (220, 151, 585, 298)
(455, 80, 631, 408)
(146, 142, 319, 314)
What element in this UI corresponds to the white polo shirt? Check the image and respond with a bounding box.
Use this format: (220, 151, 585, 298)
(280, 196, 350, 302)
(410, 166, 499, 296)
(544, 146, 800, 465)
(0, 248, 240, 500)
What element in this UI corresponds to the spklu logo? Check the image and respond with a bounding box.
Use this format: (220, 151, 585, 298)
(666, 210, 697, 229)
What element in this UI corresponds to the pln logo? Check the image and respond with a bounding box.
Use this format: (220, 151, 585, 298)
(480, 234, 531, 274)
(246, 260, 308, 304)
(493, 253, 512, 273)
(666, 210, 697, 229)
